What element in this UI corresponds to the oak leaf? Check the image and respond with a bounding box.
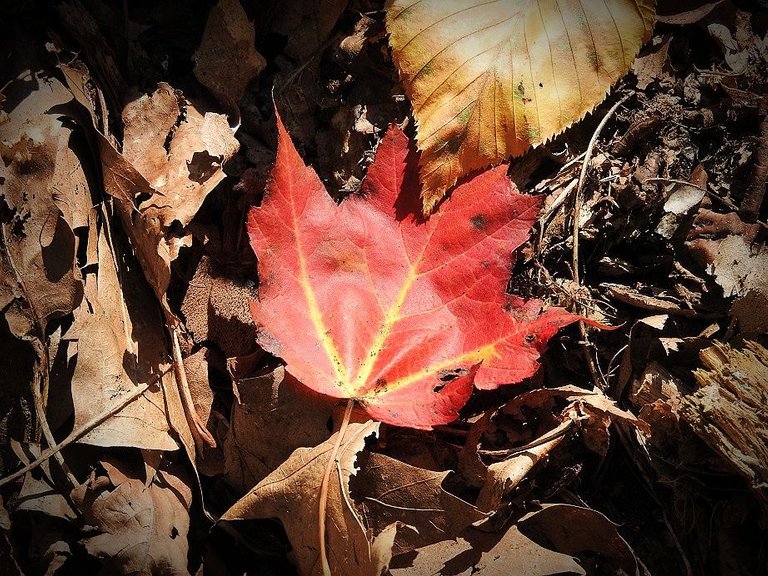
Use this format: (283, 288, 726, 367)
(247, 113, 582, 429)
(386, 0, 657, 211)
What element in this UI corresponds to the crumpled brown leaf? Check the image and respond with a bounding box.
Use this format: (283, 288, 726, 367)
(71, 453, 192, 576)
(463, 386, 647, 511)
(193, 0, 266, 107)
(221, 421, 397, 576)
(0, 70, 87, 339)
(61, 61, 238, 319)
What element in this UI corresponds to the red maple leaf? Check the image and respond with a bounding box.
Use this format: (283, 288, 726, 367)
(247, 113, 583, 429)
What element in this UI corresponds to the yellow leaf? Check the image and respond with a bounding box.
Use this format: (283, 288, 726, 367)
(386, 0, 656, 212)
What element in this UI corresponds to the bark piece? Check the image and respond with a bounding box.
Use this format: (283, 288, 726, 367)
(681, 341, 768, 507)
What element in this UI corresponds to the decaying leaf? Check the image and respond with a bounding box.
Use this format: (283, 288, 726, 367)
(390, 515, 585, 576)
(61, 62, 238, 317)
(518, 504, 639, 575)
(181, 255, 258, 358)
(194, 0, 266, 107)
(0, 70, 88, 339)
(71, 453, 192, 575)
(222, 421, 397, 576)
(247, 113, 584, 429)
(386, 0, 657, 211)
(468, 385, 647, 511)
(691, 234, 768, 298)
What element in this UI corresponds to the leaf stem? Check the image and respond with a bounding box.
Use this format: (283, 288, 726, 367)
(318, 399, 355, 576)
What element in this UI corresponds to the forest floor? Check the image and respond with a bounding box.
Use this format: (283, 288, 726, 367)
(1, 0, 767, 575)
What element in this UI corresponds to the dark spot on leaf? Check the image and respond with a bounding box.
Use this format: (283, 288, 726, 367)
(525, 334, 536, 343)
(433, 383, 446, 393)
(471, 214, 486, 230)
(374, 378, 388, 392)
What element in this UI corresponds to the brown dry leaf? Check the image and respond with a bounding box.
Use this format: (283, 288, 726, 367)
(476, 418, 573, 512)
(0, 70, 88, 339)
(223, 365, 336, 494)
(11, 441, 77, 522)
(632, 34, 674, 90)
(656, 0, 725, 24)
(351, 452, 486, 555)
(193, 0, 266, 106)
(518, 504, 639, 575)
(61, 62, 238, 318)
(71, 453, 192, 576)
(181, 255, 257, 358)
(390, 520, 585, 576)
(61, 215, 183, 450)
(386, 0, 657, 211)
(269, 0, 349, 62)
(221, 421, 398, 576)
(692, 234, 768, 298)
(182, 347, 228, 475)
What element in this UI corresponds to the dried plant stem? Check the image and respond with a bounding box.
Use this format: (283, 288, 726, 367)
(0, 369, 168, 489)
(318, 399, 355, 576)
(572, 94, 629, 390)
(171, 327, 217, 451)
(31, 340, 79, 490)
(739, 96, 767, 223)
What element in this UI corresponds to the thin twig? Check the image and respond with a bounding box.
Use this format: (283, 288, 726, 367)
(31, 340, 79, 490)
(478, 418, 576, 459)
(0, 370, 168, 489)
(571, 94, 630, 390)
(171, 327, 217, 451)
(318, 399, 354, 576)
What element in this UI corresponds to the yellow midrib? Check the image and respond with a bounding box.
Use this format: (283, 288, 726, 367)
(352, 263, 420, 391)
(289, 176, 349, 391)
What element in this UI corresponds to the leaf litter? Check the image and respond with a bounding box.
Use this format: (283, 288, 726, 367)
(1, 1, 768, 575)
